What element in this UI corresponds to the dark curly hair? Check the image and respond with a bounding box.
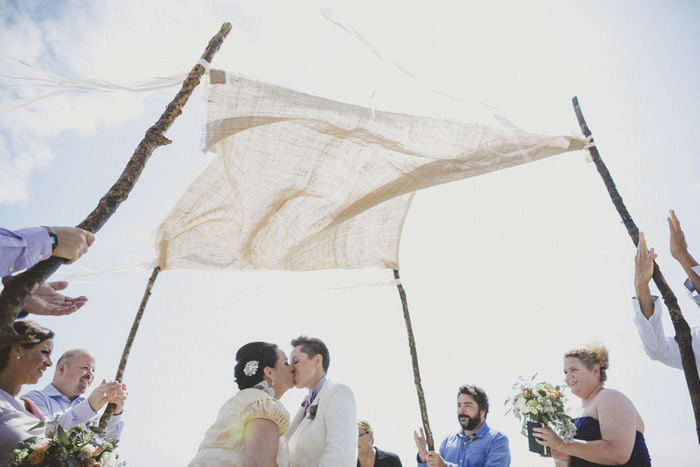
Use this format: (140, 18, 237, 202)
(457, 385, 490, 418)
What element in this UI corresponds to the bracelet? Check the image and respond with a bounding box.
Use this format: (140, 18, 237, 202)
(42, 226, 58, 253)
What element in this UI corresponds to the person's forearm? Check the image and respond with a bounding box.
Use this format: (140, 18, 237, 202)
(679, 254, 700, 297)
(635, 283, 655, 319)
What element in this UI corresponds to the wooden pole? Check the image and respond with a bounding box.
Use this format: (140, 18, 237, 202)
(0, 22, 233, 346)
(393, 269, 435, 451)
(572, 96, 700, 442)
(99, 267, 160, 429)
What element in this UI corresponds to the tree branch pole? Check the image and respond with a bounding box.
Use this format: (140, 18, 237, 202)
(99, 266, 160, 428)
(572, 96, 700, 442)
(393, 269, 435, 451)
(0, 22, 233, 346)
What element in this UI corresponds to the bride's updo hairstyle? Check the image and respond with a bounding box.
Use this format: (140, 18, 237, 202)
(0, 321, 54, 372)
(234, 341, 279, 390)
(565, 342, 610, 384)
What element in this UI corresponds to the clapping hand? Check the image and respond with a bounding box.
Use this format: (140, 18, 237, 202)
(414, 427, 428, 462)
(88, 380, 127, 413)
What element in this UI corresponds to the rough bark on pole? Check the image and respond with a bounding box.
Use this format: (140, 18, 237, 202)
(100, 266, 160, 429)
(0, 22, 232, 346)
(572, 96, 700, 442)
(393, 269, 435, 451)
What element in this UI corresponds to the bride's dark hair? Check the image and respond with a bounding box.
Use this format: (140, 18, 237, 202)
(234, 342, 279, 390)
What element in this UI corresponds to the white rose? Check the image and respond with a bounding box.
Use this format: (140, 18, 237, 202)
(100, 450, 118, 467)
(515, 397, 531, 414)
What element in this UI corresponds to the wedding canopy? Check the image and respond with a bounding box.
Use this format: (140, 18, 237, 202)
(156, 72, 586, 272)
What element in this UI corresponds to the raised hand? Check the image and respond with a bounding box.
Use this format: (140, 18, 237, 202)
(22, 281, 87, 316)
(668, 210, 690, 262)
(635, 232, 657, 289)
(414, 427, 428, 462)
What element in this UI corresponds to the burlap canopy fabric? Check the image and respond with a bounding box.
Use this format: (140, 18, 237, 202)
(156, 72, 585, 271)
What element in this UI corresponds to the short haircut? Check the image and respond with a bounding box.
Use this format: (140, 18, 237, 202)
(357, 419, 373, 435)
(457, 385, 489, 417)
(291, 335, 330, 373)
(56, 349, 92, 368)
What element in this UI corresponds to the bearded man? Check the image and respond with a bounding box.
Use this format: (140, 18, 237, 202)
(413, 385, 510, 467)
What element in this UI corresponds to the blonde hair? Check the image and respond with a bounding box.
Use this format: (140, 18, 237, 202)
(358, 420, 373, 435)
(565, 342, 609, 384)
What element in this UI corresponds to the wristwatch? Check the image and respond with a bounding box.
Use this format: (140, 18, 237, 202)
(43, 226, 58, 252)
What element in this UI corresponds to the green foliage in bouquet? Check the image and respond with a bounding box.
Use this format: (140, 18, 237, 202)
(7, 421, 124, 467)
(506, 374, 577, 442)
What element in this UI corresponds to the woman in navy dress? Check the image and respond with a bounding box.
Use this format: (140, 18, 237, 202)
(533, 343, 651, 466)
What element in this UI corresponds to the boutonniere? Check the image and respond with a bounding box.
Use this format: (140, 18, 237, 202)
(468, 433, 478, 444)
(308, 401, 319, 421)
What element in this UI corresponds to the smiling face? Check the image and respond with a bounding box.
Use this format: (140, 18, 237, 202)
(564, 356, 601, 400)
(16, 339, 54, 385)
(457, 393, 485, 433)
(290, 346, 324, 390)
(267, 348, 295, 398)
(54, 350, 96, 401)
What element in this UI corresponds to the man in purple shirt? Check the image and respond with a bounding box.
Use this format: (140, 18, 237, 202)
(1, 226, 94, 317)
(414, 385, 510, 467)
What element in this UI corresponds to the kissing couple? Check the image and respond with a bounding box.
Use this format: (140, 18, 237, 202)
(188, 336, 358, 466)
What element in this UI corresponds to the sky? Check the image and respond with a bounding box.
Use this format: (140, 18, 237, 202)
(1, 0, 700, 465)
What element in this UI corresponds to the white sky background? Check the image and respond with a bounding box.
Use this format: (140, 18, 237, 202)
(1, 0, 699, 465)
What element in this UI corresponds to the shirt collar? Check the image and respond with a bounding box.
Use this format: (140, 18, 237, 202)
(302, 376, 326, 408)
(457, 420, 489, 440)
(309, 376, 327, 401)
(44, 383, 83, 403)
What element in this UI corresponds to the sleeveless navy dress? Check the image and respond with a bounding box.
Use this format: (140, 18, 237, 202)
(570, 417, 651, 466)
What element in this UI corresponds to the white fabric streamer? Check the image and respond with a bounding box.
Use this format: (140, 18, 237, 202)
(319, 8, 522, 129)
(0, 52, 211, 112)
(322, 279, 402, 290)
(53, 258, 159, 282)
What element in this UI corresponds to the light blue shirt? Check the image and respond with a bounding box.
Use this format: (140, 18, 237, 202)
(417, 421, 510, 467)
(22, 384, 123, 439)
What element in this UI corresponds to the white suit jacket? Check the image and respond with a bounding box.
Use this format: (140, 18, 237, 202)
(286, 379, 357, 467)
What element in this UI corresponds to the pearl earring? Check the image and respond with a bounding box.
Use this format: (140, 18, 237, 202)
(271, 379, 275, 386)
(16, 355, 21, 360)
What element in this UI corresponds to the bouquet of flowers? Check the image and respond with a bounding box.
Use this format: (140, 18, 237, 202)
(505, 375, 576, 457)
(7, 420, 124, 466)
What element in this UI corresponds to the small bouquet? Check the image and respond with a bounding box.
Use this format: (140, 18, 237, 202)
(7, 420, 124, 466)
(505, 375, 576, 457)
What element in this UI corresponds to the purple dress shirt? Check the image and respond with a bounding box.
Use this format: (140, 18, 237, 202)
(0, 227, 52, 277)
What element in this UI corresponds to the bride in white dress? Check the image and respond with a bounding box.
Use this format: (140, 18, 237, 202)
(189, 342, 295, 467)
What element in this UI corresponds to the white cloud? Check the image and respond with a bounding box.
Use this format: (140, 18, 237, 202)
(0, 0, 251, 204)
